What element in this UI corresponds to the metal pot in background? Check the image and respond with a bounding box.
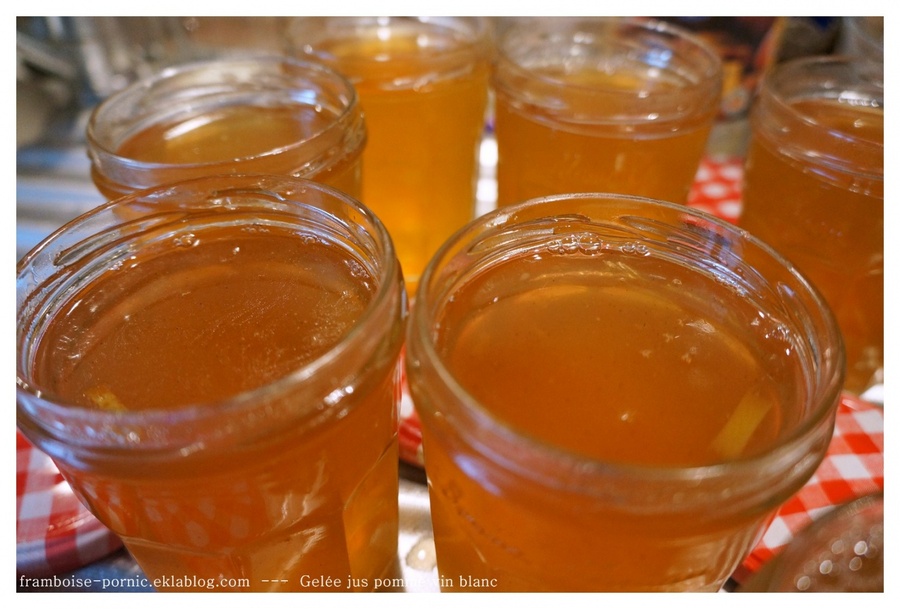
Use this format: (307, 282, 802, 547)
(16, 17, 292, 146)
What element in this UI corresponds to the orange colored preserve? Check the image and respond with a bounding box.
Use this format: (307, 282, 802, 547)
(17, 178, 405, 591)
(495, 69, 715, 206)
(425, 253, 795, 591)
(107, 103, 362, 199)
(742, 90, 884, 394)
(87, 57, 365, 200)
(437, 253, 794, 467)
(493, 18, 721, 207)
(116, 104, 332, 164)
(407, 195, 844, 591)
(34, 226, 373, 412)
(292, 17, 490, 291)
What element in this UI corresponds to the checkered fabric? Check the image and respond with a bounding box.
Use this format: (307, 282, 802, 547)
(733, 394, 884, 582)
(16, 430, 122, 576)
(687, 155, 744, 223)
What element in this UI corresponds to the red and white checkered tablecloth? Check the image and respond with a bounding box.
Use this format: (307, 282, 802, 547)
(687, 155, 744, 223)
(732, 393, 884, 583)
(16, 430, 122, 577)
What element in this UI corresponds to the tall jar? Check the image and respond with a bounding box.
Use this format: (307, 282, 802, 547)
(287, 17, 491, 292)
(86, 56, 367, 199)
(740, 56, 883, 395)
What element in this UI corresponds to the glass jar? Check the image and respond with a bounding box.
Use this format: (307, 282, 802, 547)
(87, 56, 367, 200)
(741, 56, 883, 395)
(740, 493, 883, 592)
(287, 17, 491, 292)
(407, 192, 844, 591)
(17, 175, 406, 591)
(492, 17, 722, 206)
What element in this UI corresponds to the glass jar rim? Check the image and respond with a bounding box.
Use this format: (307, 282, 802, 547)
(409, 192, 845, 487)
(761, 54, 883, 145)
(298, 15, 491, 48)
(492, 17, 722, 126)
(751, 55, 883, 185)
(86, 55, 363, 170)
(495, 18, 721, 93)
(17, 174, 403, 441)
(289, 16, 492, 85)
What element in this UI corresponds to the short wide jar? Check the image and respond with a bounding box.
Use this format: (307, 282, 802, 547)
(407, 192, 844, 591)
(17, 175, 405, 591)
(87, 56, 367, 199)
(492, 18, 722, 206)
